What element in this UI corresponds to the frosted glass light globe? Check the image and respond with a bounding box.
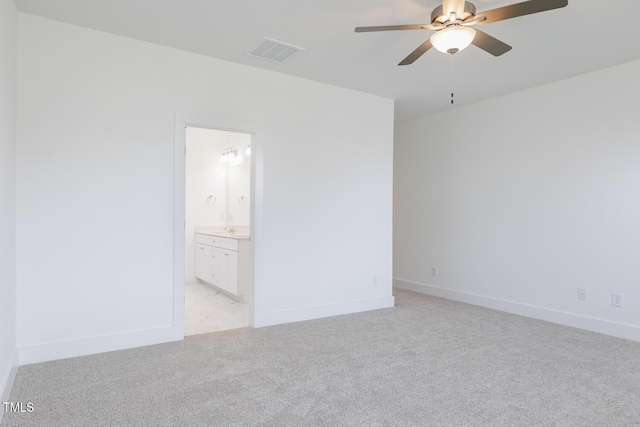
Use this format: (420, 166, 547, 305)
(430, 26, 476, 54)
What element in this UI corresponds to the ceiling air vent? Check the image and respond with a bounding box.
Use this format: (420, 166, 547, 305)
(248, 37, 305, 63)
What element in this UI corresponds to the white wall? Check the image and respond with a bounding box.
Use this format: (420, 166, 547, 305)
(185, 127, 250, 284)
(394, 59, 640, 341)
(0, 0, 18, 412)
(17, 14, 394, 364)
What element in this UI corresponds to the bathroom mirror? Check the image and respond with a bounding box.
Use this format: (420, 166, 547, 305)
(186, 127, 251, 230)
(225, 149, 250, 227)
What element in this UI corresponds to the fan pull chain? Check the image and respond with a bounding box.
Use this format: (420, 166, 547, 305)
(450, 53, 455, 105)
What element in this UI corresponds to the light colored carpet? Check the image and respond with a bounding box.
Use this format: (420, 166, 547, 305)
(3, 289, 640, 426)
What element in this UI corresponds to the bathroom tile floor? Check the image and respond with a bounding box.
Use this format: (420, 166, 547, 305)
(184, 281, 249, 336)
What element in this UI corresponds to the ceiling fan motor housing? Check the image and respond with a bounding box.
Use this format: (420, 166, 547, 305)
(431, 2, 476, 25)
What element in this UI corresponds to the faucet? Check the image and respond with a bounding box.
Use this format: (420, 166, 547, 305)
(224, 226, 235, 235)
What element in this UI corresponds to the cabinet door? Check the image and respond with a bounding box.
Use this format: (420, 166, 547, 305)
(218, 249, 239, 295)
(195, 244, 209, 281)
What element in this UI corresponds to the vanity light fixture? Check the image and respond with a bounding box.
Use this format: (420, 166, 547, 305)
(220, 147, 238, 164)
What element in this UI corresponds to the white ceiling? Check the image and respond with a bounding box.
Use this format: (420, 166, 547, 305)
(15, 0, 640, 121)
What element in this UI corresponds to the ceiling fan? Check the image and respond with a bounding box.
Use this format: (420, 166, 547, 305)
(355, 0, 568, 65)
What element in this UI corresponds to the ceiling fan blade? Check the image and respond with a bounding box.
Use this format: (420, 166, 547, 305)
(355, 24, 432, 33)
(442, 0, 466, 17)
(398, 39, 433, 66)
(471, 30, 512, 56)
(479, 0, 568, 25)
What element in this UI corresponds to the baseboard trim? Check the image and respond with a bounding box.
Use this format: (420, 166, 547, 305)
(254, 295, 395, 328)
(1, 349, 19, 424)
(19, 326, 183, 366)
(394, 278, 640, 342)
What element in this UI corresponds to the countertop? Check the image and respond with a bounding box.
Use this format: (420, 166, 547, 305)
(195, 226, 250, 240)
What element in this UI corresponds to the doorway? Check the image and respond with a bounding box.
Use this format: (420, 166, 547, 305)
(173, 114, 261, 338)
(184, 127, 252, 335)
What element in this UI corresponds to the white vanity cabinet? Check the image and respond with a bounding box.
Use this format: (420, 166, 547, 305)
(195, 233, 249, 302)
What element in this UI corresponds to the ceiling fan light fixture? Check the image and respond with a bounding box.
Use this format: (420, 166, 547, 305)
(430, 26, 476, 54)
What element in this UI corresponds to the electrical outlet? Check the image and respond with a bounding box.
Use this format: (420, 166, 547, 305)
(577, 288, 587, 301)
(431, 267, 438, 277)
(372, 275, 378, 286)
(612, 293, 623, 308)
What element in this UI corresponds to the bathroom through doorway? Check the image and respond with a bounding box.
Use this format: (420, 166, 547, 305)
(184, 126, 253, 336)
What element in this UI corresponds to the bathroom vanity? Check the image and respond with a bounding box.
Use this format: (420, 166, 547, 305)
(194, 227, 250, 302)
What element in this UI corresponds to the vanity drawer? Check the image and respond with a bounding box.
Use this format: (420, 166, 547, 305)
(195, 234, 239, 251)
